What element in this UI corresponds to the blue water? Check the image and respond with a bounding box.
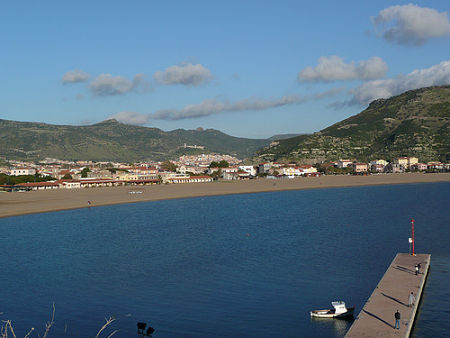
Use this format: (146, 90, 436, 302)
(0, 182, 448, 337)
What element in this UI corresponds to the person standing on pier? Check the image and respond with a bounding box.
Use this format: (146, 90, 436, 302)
(408, 292, 416, 307)
(394, 310, 401, 329)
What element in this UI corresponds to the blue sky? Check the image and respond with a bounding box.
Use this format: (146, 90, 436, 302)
(1, 1, 449, 138)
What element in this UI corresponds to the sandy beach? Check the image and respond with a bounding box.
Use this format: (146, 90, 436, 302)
(0, 172, 449, 219)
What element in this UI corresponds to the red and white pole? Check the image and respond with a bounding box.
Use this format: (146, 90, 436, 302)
(411, 218, 415, 256)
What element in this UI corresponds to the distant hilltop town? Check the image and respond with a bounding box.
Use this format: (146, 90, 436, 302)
(181, 143, 205, 150)
(0, 154, 448, 192)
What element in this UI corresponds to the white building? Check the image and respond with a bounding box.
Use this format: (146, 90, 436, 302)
(10, 167, 36, 176)
(177, 165, 205, 175)
(238, 165, 256, 176)
(298, 165, 317, 175)
(280, 165, 317, 176)
(59, 180, 81, 189)
(385, 163, 405, 173)
(166, 175, 213, 184)
(393, 157, 418, 168)
(221, 167, 239, 174)
(337, 160, 353, 168)
(17, 182, 59, 190)
(280, 166, 299, 176)
(370, 159, 389, 166)
(161, 173, 189, 183)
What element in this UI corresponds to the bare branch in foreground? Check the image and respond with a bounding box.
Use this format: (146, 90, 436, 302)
(42, 303, 55, 338)
(1, 320, 17, 338)
(2, 306, 120, 338)
(95, 317, 116, 338)
(107, 329, 119, 337)
(23, 327, 35, 338)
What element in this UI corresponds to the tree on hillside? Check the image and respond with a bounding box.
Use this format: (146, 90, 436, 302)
(210, 160, 229, 168)
(62, 173, 73, 180)
(218, 160, 229, 168)
(161, 161, 177, 172)
(81, 167, 90, 178)
(0, 173, 10, 185)
(210, 168, 222, 179)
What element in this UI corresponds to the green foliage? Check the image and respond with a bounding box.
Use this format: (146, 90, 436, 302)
(107, 168, 128, 174)
(209, 160, 229, 168)
(62, 173, 73, 179)
(210, 168, 222, 179)
(161, 161, 177, 172)
(218, 160, 229, 167)
(170, 147, 211, 158)
(0, 173, 55, 185)
(81, 167, 90, 178)
(258, 85, 450, 163)
(0, 119, 269, 162)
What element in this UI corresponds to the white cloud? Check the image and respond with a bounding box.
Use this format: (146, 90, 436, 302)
(154, 63, 213, 86)
(372, 4, 450, 45)
(89, 73, 149, 96)
(62, 70, 89, 84)
(298, 56, 387, 82)
(109, 88, 342, 124)
(151, 96, 298, 120)
(351, 60, 450, 105)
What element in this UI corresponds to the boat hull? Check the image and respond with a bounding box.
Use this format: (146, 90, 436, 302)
(310, 307, 354, 319)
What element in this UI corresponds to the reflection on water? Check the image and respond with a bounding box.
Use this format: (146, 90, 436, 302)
(412, 257, 450, 338)
(311, 317, 354, 336)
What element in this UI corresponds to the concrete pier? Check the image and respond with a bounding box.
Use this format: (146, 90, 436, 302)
(345, 253, 430, 338)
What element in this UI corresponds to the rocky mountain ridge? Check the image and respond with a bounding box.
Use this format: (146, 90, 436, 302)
(258, 85, 450, 163)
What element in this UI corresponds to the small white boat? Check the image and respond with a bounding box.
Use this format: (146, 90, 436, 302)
(310, 301, 355, 318)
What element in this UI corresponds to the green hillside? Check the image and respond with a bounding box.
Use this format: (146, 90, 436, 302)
(258, 85, 450, 163)
(0, 119, 269, 162)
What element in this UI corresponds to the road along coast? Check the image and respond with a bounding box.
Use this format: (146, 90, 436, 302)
(1, 173, 449, 219)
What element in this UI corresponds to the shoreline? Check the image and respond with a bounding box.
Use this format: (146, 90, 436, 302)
(1, 173, 449, 219)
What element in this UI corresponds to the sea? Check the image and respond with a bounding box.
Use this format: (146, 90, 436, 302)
(0, 182, 448, 337)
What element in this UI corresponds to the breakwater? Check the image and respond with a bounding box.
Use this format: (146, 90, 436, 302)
(345, 253, 430, 337)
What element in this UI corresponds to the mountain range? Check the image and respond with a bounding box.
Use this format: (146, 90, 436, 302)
(259, 85, 449, 163)
(1, 85, 449, 163)
(0, 119, 269, 162)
